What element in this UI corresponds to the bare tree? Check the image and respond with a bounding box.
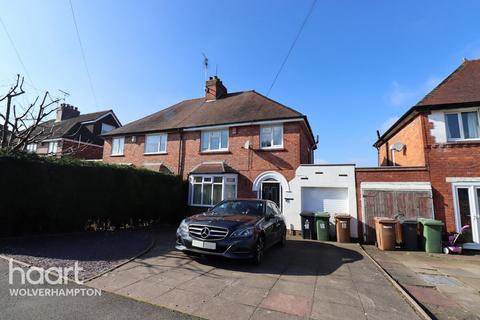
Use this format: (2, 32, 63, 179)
(0, 74, 59, 150)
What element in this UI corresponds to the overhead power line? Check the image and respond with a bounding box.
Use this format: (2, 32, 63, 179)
(68, 0, 98, 107)
(266, 0, 317, 96)
(0, 14, 38, 92)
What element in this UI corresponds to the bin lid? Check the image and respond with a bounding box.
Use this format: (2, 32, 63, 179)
(300, 212, 314, 217)
(314, 212, 330, 218)
(401, 219, 418, 224)
(419, 218, 444, 226)
(374, 217, 398, 224)
(335, 214, 351, 220)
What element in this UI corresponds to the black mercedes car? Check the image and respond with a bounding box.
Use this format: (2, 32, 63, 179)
(175, 199, 286, 264)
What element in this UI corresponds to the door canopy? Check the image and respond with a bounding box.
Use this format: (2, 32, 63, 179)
(252, 171, 290, 192)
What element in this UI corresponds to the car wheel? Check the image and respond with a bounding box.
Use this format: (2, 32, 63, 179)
(279, 229, 286, 247)
(253, 236, 265, 265)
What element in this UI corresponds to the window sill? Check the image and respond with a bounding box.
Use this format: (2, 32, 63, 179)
(199, 150, 231, 155)
(258, 147, 286, 152)
(110, 154, 125, 157)
(144, 152, 168, 156)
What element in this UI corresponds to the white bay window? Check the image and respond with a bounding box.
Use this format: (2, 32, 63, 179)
(190, 174, 237, 206)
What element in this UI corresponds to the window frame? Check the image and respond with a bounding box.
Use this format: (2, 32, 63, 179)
(101, 123, 116, 134)
(47, 141, 58, 154)
(189, 174, 238, 207)
(200, 129, 229, 152)
(260, 124, 284, 149)
(111, 136, 125, 156)
(26, 143, 37, 153)
(144, 133, 168, 155)
(445, 109, 480, 142)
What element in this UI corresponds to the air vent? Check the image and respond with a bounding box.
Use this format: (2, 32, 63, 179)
(315, 172, 324, 174)
(301, 177, 309, 180)
(339, 174, 348, 177)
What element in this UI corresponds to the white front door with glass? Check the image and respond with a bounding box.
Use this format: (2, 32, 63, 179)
(453, 183, 480, 249)
(190, 174, 237, 207)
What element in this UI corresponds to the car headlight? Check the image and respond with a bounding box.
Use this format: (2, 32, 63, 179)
(230, 227, 254, 238)
(178, 220, 188, 234)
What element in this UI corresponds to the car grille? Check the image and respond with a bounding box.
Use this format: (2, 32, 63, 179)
(188, 224, 229, 241)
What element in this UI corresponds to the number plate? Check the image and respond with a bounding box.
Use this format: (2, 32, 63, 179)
(192, 240, 216, 250)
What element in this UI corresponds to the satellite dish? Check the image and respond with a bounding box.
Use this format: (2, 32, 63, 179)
(243, 140, 251, 149)
(390, 142, 405, 152)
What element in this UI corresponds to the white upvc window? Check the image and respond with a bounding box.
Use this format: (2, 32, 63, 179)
(260, 124, 283, 149)
(26, 143, 37, 153)
(190, 174, 237, 207)
(101, 123, 115, 134)
(48, 141, 58, 154)
(201, 129, 228, 152)
(144, 133, 167, 154)
(445, 110, 480, 141)
(111, 137, 125, 155)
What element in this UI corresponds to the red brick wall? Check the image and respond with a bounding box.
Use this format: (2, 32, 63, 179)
(103, 122, 313, 200)
(355, 167, 431, 240)
(60, 140, 104, 159)
(378, 115, 426, 166)
(422, 111, 480, 232)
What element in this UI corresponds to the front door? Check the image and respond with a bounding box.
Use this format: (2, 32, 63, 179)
(262, 182, 281, 208)
(454, 185, 480, 249)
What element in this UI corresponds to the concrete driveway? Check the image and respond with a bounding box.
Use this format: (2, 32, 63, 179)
(88, 227, 420, 320)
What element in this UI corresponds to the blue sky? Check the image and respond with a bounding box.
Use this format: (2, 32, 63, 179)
(1, 1, 480, 166)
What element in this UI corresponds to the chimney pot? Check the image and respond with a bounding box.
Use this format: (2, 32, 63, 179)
(56, 103, 80, 122)
(205, 76, 227, 100)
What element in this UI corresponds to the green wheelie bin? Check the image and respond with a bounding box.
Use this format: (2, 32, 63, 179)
(314, 212, 330, 241)
(418, 218, 444, 253)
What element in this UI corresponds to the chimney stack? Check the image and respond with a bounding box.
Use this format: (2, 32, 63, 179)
(205, 76, 227, 100)
(56, 103, 80, 122)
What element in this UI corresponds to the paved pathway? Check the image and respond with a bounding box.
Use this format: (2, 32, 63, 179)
(364, 245, 480, 320)
(88, 228, 420, 320)
(0, 259, 200, 320)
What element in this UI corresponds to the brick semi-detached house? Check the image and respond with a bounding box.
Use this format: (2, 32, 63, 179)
(103, 76, 316, 211)
(27, 103, 121, 159)
(357, 59, 480, 249)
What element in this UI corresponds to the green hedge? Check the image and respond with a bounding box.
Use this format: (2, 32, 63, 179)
(0, 150, 185, 236)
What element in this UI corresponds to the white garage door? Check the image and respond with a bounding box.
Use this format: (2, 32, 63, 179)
(301, 187, 348, 214)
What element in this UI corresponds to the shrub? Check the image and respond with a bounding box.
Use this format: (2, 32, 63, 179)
(0, 150, 185, 236)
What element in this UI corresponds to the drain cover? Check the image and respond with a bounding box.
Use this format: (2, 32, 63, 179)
(418, 274, 461, 286)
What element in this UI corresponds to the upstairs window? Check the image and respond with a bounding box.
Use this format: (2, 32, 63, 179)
(111, 137, 125, 155)
(261, 124, 283, 149)
(201, 129, 228, 152)
(48, 141, 58, 154)
(101, 123, 115, 134)
(26, 143, 37, 153)
(446, 111, 480, 140)
(144, 133, 167, 154)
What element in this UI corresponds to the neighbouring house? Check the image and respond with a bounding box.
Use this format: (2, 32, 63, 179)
(26, 103, 121, 159)
(102, 76, 316, 218)
(357, 59, 480, 249)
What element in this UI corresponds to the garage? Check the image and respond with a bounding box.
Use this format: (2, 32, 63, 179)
(283, 164, 358, 239)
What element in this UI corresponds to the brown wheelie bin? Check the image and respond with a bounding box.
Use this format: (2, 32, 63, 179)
(335, 214, 351, 243)
(374, 217, 398, 250)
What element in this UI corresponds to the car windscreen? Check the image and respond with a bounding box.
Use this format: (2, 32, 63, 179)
(211, 201, 265, 216)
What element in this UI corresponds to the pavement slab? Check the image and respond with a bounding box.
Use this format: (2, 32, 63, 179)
(260, 292, 313, 317)
(86, 231, 420, 320)
(363, 245, 480, 320)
